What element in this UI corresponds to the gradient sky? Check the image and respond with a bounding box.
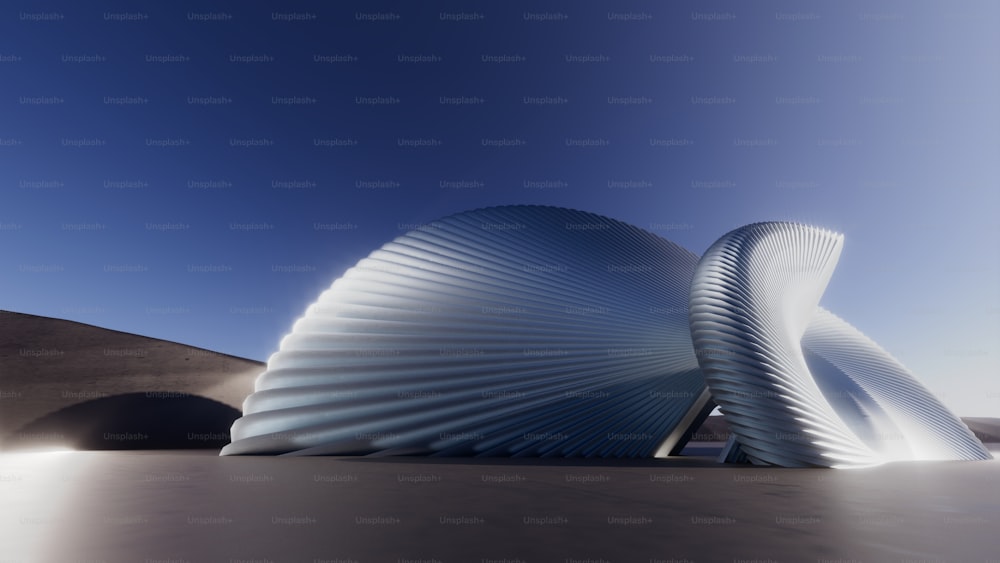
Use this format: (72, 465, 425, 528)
(1, 1, 997, 415)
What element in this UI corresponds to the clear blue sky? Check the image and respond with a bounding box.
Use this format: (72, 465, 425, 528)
(1, 1, 997, 415)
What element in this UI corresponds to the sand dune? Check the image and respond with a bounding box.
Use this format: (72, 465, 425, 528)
(0, 310, 262, 449)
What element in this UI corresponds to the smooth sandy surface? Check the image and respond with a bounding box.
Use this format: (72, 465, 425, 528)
(2, 447, 999, 563)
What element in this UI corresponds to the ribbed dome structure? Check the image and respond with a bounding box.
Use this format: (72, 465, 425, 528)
(689, 222, 991, 467)
(222, 206, 711, 456)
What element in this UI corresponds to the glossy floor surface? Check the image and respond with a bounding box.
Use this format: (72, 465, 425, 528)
(2, 447, 998, 562)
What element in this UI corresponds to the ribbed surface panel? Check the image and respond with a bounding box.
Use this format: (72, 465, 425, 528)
(802, 308, 991, 462)
(222, 206, 707, 457)
(690, 222, 992, 467)
(690, 222, 872, 467)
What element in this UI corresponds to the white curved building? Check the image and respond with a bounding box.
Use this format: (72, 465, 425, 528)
(222, 206, 713, 457)
(223, 208, 991, 466)
(689, 222, 991, 467)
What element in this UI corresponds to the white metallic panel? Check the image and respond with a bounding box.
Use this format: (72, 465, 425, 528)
(690, 222, 991, 467)
(222, 206, 707, 457)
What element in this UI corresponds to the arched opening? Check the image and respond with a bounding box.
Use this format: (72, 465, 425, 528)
(5, 392, 240, 450)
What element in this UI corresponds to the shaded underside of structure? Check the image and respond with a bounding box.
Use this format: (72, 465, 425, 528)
(9, 393, 240, 450)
